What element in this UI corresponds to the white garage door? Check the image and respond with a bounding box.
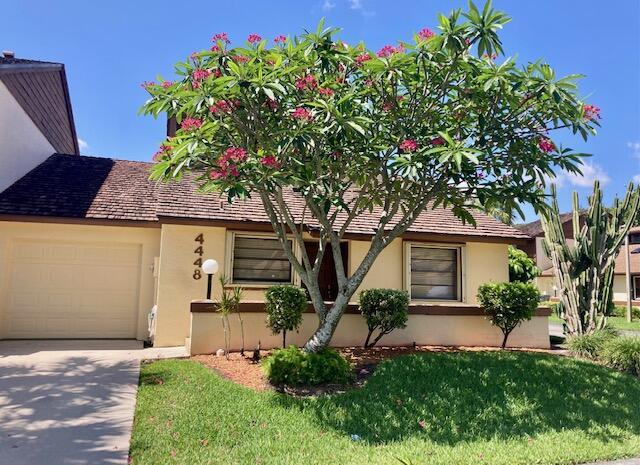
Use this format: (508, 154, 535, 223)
(3, 240, 141, 338)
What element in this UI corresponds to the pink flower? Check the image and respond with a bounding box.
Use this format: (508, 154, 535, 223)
(364, 79, 374, 87)
(211, 32, 230, 43)
(210, 44, 220, 52)
(247, 34, 262, 43)
(232, 55, 249, 63)
(192, 69, 212, 87)
(209, 99, 240, 115)
(222, 147, 248, 163)
(213, 69, 222, 78)
(141, 81, 155, 89)
(260, 155, 280, 169)
(161, 81, 173, 88)
(355, 53, 372, 66)
(274, 35, 287, 44)
(152, 144, 170, 162)
(431, 137, 445, 146)
(180, 118, 202, 131)
(400, 139, 418, 152)
(209, 169, 224, 180)
(377, 45, 403, 58)
(295, 74, 318, 91)
(292, 107, 313, 121)
(418, 28, 435, 40)
(318, 87, 334, 97)
(538, 138, 555, 153)
(583, 104, 601, 121)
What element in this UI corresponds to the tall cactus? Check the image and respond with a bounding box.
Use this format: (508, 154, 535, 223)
(541, 181, 640, 335)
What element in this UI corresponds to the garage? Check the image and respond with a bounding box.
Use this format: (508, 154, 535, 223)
(2, 239, 141, 338)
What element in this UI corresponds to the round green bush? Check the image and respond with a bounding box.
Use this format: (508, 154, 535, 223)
(566, 330, 617, 359)
(600, 336, 640, 376)
(359, 288, 409, 348)
(262, 345, 352, 386)
(610, 305, 640, 319)
(265, 285, 308, 347)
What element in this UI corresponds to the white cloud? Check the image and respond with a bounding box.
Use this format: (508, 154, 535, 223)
(77, 138, 88, 153)
(552, 162, 610, 188)
(348, 0, 362, 9)
(628, 141, 640, 157)
(322, 0, 335, 10)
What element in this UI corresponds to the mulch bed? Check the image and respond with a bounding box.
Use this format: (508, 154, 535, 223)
(193, 344, 565, 396)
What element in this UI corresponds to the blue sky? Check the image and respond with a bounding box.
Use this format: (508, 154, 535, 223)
(3, 0, 639, 222)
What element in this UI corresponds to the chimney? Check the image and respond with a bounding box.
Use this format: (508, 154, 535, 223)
(2, 50, 15, 58)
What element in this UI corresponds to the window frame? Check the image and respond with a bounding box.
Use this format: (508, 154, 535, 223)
(403, 241, 465, 302)
(633, 275, 640, 300)
(225, 231, 301, 287)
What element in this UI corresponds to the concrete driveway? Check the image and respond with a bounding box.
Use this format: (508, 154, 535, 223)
(0, 340, 159, 465)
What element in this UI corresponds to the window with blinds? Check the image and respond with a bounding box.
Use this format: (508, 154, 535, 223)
(408, 245, 461, 301)
(231, 235, 293, 284)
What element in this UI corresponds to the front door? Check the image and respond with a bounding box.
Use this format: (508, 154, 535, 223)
(303, 242, 348, 301)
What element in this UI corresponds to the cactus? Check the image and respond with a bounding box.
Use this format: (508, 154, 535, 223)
(541, 181, 640, 335)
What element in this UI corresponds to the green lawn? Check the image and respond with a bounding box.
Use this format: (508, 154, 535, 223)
(549, 314, 640, 332)
(130, 352, 640, 465)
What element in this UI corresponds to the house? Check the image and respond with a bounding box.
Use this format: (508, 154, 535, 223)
(518, 215, 640, 304)
(0, 55, 550, 351)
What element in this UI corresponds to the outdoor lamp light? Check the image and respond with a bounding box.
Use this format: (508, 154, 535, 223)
(202, 259, 219, 300)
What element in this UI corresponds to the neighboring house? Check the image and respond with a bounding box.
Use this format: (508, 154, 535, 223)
(0, 56, 549, 350)
(518, 215, 640, 304)
(0, 52, 78, 192)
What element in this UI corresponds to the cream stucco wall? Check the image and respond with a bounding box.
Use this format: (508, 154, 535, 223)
(0, 82, 56, 193)
(190, 311, 550, 354)
(0, 221, 160, 340)
(536, 274, 631, 303)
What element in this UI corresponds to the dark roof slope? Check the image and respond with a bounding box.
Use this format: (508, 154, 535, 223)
(0, 57, 78, 154)
(516, 212, 576, 238)
(0, 154, 530, 240)
(0, 154, 158, 221)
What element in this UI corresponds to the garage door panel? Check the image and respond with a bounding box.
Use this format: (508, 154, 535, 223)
(3, 240, 141, 339)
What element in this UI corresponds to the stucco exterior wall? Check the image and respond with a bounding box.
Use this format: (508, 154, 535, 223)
(0, 221, 160, 340)
(0, 81, 56, 193)
(190, 311, 550, 354)
(537, 274, 631, 303)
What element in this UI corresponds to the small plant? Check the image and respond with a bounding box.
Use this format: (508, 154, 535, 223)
(265, 285, 308, 347)
(477, 282, 540, 349)
(566, 329, 617, 359)
(359, 289, 409, 348)
(216, 275, 243, 359)
(610, 305, 640, 320)
(262, 345, 352, 386)
(601, 336, 640, 376)
(508, 245, 540, 283)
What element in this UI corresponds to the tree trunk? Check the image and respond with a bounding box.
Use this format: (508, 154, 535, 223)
(364, 330, 373, 348)
(304, 291, 351, 352)
(501, 332, 509, 349)
(282, 330, 287, 348)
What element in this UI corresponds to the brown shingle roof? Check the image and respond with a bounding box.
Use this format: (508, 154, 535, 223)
(0, 153, 529, 240)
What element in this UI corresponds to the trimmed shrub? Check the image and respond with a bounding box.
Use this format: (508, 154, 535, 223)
(265, 285, 308, 347)
(359, 288, 409, 348)
(262, 346, 352, 386)
(601, 337, 640, 376)
(508, 245, 540, 283)
(566, 330, 617, 359)
(610, 305, 640, 320)
(477, 282, 540, 349)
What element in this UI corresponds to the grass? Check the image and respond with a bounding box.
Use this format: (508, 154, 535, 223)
(549, 314, 640, 332)
(130, 352, 640, 465)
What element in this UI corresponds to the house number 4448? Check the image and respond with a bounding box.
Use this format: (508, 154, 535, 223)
(192, 233, 204, 280)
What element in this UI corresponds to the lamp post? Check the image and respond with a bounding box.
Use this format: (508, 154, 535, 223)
(202, 259, 219, 300)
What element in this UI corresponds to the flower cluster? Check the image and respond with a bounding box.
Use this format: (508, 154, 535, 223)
(400, 139, 418, 152)
(377, 44, 404, 58)
(209, 99, 240, 115)
(274, 35, 287, 44)
(295, 74, 318, 91)
(318, 87, 334, 97)
(292, 107, 313, 121)
(418, 28, 435, 40)
(141, 81, 155, 89)
(538, 137, 555, 153)
(211, 32, 230, 43)
(232, 55, 249, 63)
(583, 104, 601, 121)
(260, 155, 280, 169)
(265, 98, 279, 111)
(152, 143, 170, 162)
(181, 118, 202, 131)
(355, 53, 372, 66)
(192, 68, 212, 88)
(247, 34, 262, 43)
(161, 81, 173, 88)
(431, 137, 445, 146)
(210, 147, 248, 179)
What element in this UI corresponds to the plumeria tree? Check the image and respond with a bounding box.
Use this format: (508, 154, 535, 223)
(141, 2, 600, 352)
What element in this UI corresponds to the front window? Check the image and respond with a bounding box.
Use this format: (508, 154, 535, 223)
(230, 234, 293, 285)
(634, 276, 640, 300)
(406, 243, 462, 301)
